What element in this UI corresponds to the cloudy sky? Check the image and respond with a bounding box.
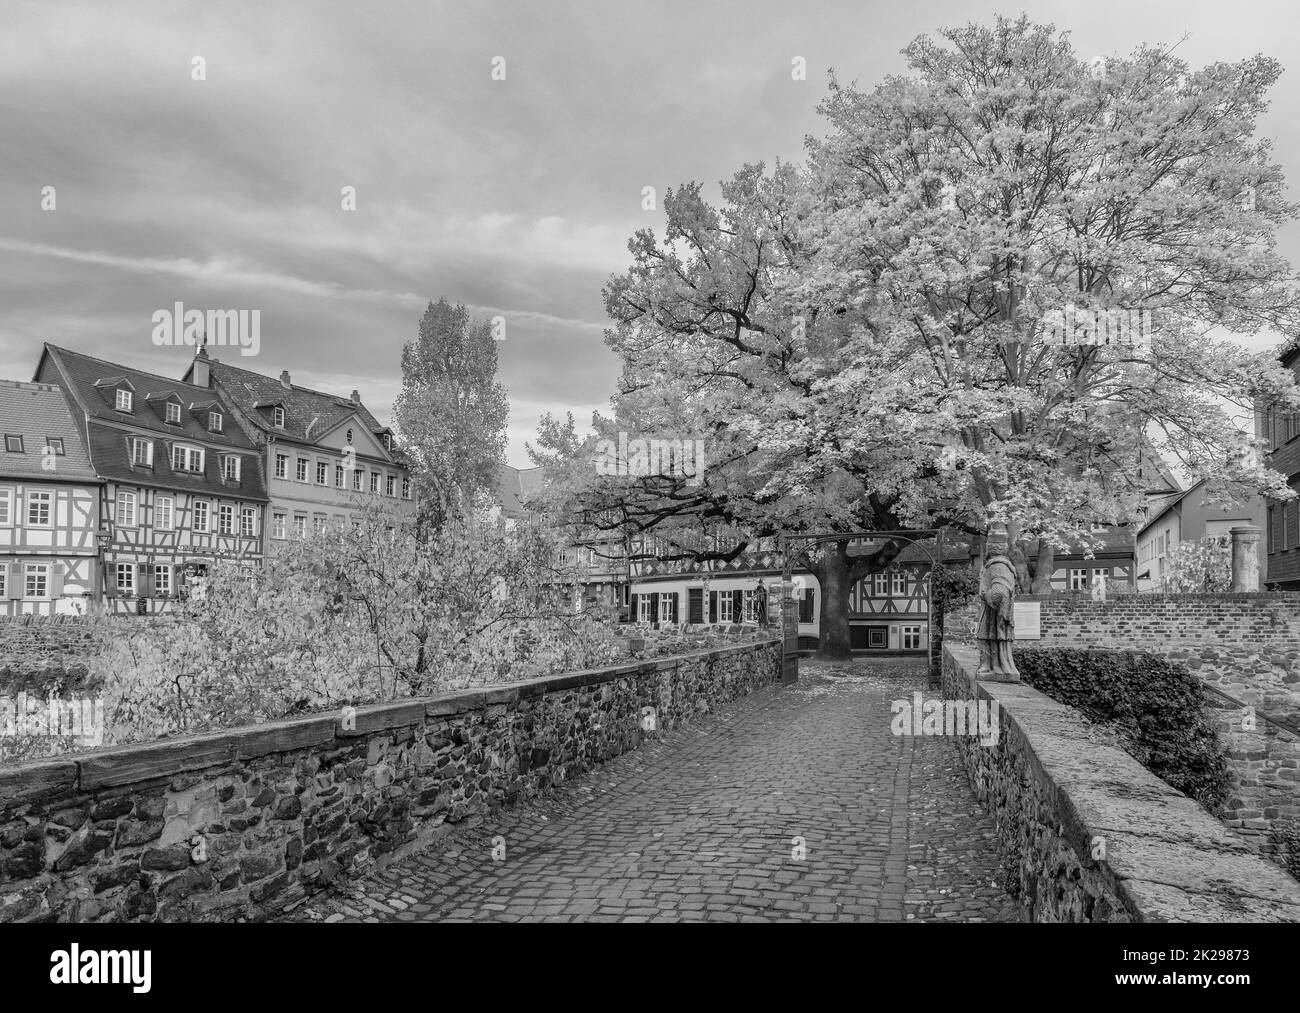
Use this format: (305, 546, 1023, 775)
(2, 0, 1299, 465)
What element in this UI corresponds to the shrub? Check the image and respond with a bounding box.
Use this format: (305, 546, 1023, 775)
(1014, 647, 1232, 813)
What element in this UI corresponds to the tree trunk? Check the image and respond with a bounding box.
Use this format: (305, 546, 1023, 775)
(1031, 541, 1056, 594)
(813, 542, 853, 660)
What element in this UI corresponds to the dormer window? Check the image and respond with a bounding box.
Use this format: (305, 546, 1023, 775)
(273, 406, 286, 428)
(172, 444, 204, 473)
(45, 438, 64, 455)
(129, 437, 153, 467)
(4, 435, 24, 453)
(165, 403, 181, 425)
(115, 389, 133, 412)
(384, 434, 392, 451)
(222, 455, 241, 481)
(209, 411, 223, 432)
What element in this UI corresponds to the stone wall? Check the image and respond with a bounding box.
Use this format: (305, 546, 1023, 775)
(946, 592, 1300, 860)
(0, 638, 781, 923)
(941, 644, 1300, 922)
(0, 615, 96, 690)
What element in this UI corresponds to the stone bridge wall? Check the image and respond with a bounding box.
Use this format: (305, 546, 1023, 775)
(942, 644, 1300, 922)
(0, 638, 781, 923)
(946, 593, 1300, 858)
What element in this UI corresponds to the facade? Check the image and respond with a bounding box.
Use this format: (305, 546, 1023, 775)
(183, 349, 412, 542)
(1260, 342, 1300, 589)
(0, 379, 101, 616)
(37, 344, 269, 613)
(1135, 479, 1266, 591)
(629, 534, 957, 653)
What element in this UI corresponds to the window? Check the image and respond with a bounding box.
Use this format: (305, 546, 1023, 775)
(872, 573, 887, 596)
(25, 564, 49, 599)
(659, 592, 676, 624)
(313, 514, 327, 536)
(172, 445, 204, 472)
(130, 437, 153, 467)
(26, 491, 52, 526)
(275, 454, 288, 479)
(241, 507, 257, 537)
(386, 475, 396, 497)
(1093, 567, 1110, 586)
(742, 590, 756, 622)
(154, 566, 171, 597)
(902, 625, 923, 650)
(272, 512, 286, 539)
(165, 402, 181, 425)
(370, 472, 379, 493)
(346, 428, 354, 444)
(891, 571, 906, 596)
(0, 488, 10, 525)
(273, 406, 286, 428)
(208, 411, 223, 432)
(335, 465, 344, 488)
(402, 477, 411, 499)
(1069, 568, 1088, 590)
(316, 461, 328, 485)
(219, 504, 235, 534)
(116, 490, 137, 527)
(4, 434, 23, 453)
(0, 568, 4, 597)
(115, 389, 132, 412)
(293, 514, 307, 537)
(637, 595, 652, 622)
(353, 469, 363, 491)
(296, 458, 308, 482)
(192, 499, 210, 532)
(221, 456, 241, 481)
(45, 438, 64, 455)
(114, 562, 134, 595)
(155, 496, 173, 530)
(718, 592, 734, 622)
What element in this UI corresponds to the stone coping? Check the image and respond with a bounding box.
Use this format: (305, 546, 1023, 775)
(0, 639, 779, 807)
(945, 644, 1300, 922)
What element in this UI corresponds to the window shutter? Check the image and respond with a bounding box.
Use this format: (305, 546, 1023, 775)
(732, 589, 742, 618)
(50, 563, 64, 598)
(105, 563, 118, 597)
(138, 562, 151, 597)
(6, 562, 21, 599)
(650, 594, 659, 624)
(709, 591, 718, 623)
(629, 592, 638, 620)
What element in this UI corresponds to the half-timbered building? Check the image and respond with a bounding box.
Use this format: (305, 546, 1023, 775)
(36, 344, 268, 613)
(182, 348, 412, 541)
(0, 379, 101, 616)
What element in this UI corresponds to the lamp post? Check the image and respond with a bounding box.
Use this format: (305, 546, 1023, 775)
(95, 525, 111, 609)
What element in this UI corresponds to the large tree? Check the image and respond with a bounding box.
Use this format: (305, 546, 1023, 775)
(394, 297, 510, 533)
(795, 15, 1300, 575)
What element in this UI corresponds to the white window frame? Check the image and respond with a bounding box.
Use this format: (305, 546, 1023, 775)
(24, 563, 49, 599)
(130, 437, 153, 467)
(116, 489, 137, 528)
(872, 573, 888, 596)
(172, 444, 204, 473)
(115, 562, 135, 595)
(222, 455, 241, 482)
(115, 389, 132, 412)
(272, 512, 286, 539)
(154, 565, 171, 597)
(370, 472, 379, 493)
(316, 461, 328, 485)
(296, 458, 308, 482)
(155, 495, 174, 531)
(26, 490, 52, 527)
(637, 595, 652, 622)
(719, 592, 734, 623)
(192, 499, 210, 533)
(891, 571, 906, 596)
(275, 454, 288, 479)
(0, 488, 11, 526)
(219, 504, 234, 534)
(386, 474, 396, 497)
(402, 477, 411, 499)
(293, 514, 307, 538)
(241, 507, 257, 537)
(165, 402, 181, 425)
(901, 625, 923, 650)
(335, 464, 344, 488)
(1069, 568, 1088, 591)
(208, 411, 223, 432)
(353, 469, 363, 491)
(312, 514, 327, 536)
(658, 592, 675, 624)
(273, 406, 286, 428)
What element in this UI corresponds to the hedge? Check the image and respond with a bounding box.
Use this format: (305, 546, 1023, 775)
(1014, 646, 1232, 813)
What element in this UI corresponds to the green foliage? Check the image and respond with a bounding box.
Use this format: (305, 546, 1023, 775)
(1015, 647, 1232, 812)
(930, 563, 978, 617)
(1162, 538, 1232, 592)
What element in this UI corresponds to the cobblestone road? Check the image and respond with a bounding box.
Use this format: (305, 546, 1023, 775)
(286, 658, 1022, 923)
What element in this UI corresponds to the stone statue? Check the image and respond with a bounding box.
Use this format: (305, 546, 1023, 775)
(976, 530, 1019, 681)
(1091, 570, 1107, 602)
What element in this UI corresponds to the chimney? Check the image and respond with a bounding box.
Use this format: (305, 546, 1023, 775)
(191, 345, 211, 388)
(350, 389, 360, 405)
(279, 370, 291, 390)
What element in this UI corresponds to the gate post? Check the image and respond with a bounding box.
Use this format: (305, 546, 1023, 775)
(779, 534, 799, 683)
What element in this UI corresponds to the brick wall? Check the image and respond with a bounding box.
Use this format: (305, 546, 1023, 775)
(942, 645, 1300, 921)
(0, 638, 781, 922)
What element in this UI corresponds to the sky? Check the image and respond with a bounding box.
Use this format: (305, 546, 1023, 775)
(2, 0, 1299, 466)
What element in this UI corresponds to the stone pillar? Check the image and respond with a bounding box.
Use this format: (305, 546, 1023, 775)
(1229, 525, 1262, 592)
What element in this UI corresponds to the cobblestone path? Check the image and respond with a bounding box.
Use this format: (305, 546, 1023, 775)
(285, 657, 1022, 923)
